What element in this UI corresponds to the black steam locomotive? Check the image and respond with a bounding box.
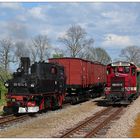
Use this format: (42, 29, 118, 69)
(4, 57, 66, 114)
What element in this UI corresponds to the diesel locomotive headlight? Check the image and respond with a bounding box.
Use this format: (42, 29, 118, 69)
(4, 83, 9, 87)
(31, 84, 35, 87)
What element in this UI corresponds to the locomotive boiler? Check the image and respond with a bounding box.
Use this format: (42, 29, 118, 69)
(3, 57, 66, 114)
(105, 61, 140, 104)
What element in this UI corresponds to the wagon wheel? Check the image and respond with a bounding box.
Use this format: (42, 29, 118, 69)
(70, 96, 79, 105)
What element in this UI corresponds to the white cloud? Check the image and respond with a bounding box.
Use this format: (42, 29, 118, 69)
(28, 7, 46, 20)
(16, 15, 27, 21)
(0, 3, 21, 10)
(101, 10, 138, 26)
(102, 34, 134, 48)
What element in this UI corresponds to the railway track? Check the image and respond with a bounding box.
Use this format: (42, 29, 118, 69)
(0, 101, 71, 129)
(60, 106, 124, 138)
(0, 114, 30, 128)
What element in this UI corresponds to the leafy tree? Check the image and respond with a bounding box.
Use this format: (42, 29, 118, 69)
(53, 54, 64, 58)
(52, 47, 64, 58)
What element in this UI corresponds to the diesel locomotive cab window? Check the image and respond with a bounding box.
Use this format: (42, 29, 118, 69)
(112, 67, 117, 73)
(107, 68, 111, 75)
(124, 67, 130, 73)
(112, 67, 130, 74)
(132, 68, 136, 76)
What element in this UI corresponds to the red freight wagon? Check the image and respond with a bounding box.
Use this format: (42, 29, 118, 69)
(49, 57, 106, 104)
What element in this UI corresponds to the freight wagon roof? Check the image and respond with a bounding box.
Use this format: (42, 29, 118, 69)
(49, 57, 106, 66)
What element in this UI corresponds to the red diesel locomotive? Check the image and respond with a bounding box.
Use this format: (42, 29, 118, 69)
(105, 61, 140, 104)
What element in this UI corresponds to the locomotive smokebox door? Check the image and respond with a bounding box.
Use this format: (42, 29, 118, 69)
(20, 57, 30, 74)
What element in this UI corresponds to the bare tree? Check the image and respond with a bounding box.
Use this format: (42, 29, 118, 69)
(59, 25, 94, 58)
(94, 48, 111, 64)
(119, 46, 140, 65)
(30, 45, 38, 63)
(32, 35, 50, 61)
(0, 38, 13, 71)
(84, 47, 111, 65)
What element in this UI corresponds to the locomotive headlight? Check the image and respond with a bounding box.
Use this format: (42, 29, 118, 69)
(4, 83, 9, 87)
(31, 84, 35, 87)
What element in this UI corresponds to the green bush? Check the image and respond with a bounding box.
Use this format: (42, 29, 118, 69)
(0, 70, 12, 107)
(0, 82, 8, 106)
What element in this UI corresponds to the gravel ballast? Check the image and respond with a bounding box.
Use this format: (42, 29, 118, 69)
(1, 96, 140, 138)
(0, 97, 105, 138)
(105, 97, 140, 138)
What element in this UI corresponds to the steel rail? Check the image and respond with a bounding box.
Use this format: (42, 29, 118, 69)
(60, 107, 123, 138)
(85, 107, 123, 137)
(60, 107, 113, 138)
(0, 114, 29, 126)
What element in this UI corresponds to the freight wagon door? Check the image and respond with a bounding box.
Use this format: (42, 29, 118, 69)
(69, 59, 82, 86)
(94, 64, 101, 84)
(82, 61, 87, 87)
(87, 62, 91, 86)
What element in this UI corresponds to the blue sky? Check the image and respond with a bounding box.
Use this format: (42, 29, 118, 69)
(0, 2, 140, 62)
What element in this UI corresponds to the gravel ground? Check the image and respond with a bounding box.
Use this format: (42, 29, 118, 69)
(105, 97, 140, 138)
(0, 97, 106, 138)
(1, 96, 140, 138)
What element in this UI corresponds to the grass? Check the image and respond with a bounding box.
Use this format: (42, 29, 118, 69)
(0, 82, 8, 105)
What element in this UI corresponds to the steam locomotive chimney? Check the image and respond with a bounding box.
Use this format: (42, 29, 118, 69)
(20, 57, 30, 74)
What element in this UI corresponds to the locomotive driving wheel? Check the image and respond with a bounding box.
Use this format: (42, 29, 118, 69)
(51, 95, 60, 110)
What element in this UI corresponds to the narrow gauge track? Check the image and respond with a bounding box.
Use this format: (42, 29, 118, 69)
(60, 106, 124, 138)
(0, 114, 30, 128)
(0, 101, 71, 129)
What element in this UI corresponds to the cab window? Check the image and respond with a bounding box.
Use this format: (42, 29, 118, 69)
(107, 68, 111, 75)
(131, 68, 136, 76)
(112, 67, 117, 73)
(124, 67, 130, 73)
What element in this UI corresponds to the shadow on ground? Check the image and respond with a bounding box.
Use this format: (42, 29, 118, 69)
(93, 99, 128, 107)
